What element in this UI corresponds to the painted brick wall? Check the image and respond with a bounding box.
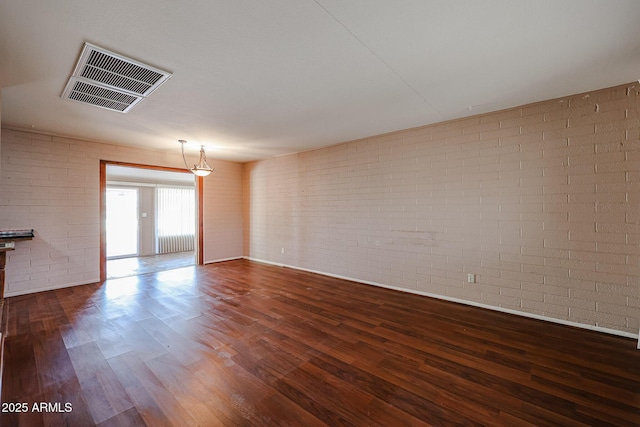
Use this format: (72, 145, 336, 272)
(244, 82, 640, 335)
(0, 129, 243, 296)
(203, 158, 243, 263)
(0, 91, 2, 174)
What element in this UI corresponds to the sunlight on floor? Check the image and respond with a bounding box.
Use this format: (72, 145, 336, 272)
(107, 251, 195, 279)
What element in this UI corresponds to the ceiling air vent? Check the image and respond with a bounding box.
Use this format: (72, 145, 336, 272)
(67, 80, 140, 112)
(61, 43, 172, 113)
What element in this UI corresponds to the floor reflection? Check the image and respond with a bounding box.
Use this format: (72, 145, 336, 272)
(107, 251, 195, 279)
(103, 275, 142, 299)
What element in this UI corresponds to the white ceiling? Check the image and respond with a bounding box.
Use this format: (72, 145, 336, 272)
(1, 1, 639, 162)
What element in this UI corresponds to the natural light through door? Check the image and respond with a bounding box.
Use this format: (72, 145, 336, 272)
(106, 187, 139, 258)
(156, 186, 196, 253)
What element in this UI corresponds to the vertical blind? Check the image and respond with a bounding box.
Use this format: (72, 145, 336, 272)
(156, 186, 195, 253)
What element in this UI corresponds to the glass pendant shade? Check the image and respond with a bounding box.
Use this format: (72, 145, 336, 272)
(179, 140, 214, 177)
(191, 146, 213, 176)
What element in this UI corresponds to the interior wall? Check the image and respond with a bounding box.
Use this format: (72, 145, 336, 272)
(203, 159, 243, 263)
(244, 82, 640, 336)
(0, 91, 2, 174)
(138, 186, 155, 256)
(0, 129, 244, 296)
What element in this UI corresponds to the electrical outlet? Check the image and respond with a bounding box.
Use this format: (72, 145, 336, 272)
(467, 273, 476, 283)
(281, 247, 285, 254)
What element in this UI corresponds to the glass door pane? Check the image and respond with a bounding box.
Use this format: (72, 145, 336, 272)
(106, 187, 139, 258)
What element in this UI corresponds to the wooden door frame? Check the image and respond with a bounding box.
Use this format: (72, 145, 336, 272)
(100, 160, 204, 282)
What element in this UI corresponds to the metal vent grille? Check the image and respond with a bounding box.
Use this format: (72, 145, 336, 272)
(81, 49, 165, 95)
(61, 43, 172, 113)
(67, 80, 141, 112)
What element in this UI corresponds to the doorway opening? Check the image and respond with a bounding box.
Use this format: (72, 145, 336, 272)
(100, 161, 204, 281)
(106, 187, 139, 259)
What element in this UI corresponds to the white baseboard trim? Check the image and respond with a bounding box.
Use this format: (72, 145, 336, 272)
(4, 279, 101, 298)
(204, 256, 244, 265)
(244, 256, 639, 342)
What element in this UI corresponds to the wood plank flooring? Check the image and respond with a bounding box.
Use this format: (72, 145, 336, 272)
(1, 259, 639, 426)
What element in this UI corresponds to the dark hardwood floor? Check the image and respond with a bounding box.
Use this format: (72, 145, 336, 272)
(1, 259, 639, 426)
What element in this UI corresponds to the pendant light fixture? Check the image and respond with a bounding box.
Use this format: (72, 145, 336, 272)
(179, 139, 214, 177)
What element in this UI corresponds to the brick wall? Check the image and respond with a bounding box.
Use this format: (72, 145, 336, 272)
(0, 91, 2, 173)
(244, 82, 640, 335)
(203, 158, 243, 262)
(0, 129, 243, 296)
